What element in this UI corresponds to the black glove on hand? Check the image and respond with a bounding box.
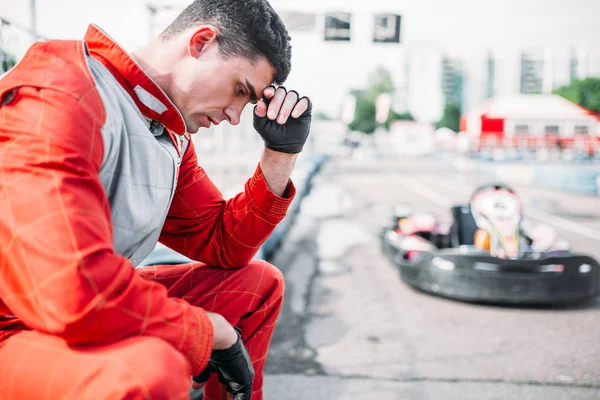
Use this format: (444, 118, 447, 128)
(193, 328, 254, 400)
(253, 89, 312, 154)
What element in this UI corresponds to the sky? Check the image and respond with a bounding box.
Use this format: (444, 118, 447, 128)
(2, 0, 600, 55)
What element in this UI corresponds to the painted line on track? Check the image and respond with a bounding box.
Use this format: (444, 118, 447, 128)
(526, 208, 600, 242)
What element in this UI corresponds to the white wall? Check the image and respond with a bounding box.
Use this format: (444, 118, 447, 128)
(461, 51, 488, 114)
(549, 48, 572, 90)
(405, 44, 443, 122)
(269, 0, 411, 119)
(491, 49, 521, 98)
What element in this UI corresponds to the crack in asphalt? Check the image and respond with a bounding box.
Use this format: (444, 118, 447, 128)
(292, 235, 327, 376)
(265, 237, 325, 375)
(267, 372, 600, 389)
(265, 180, 327, 375)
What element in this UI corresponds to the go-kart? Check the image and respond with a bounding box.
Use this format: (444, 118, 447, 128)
(380, 183, 599, 305)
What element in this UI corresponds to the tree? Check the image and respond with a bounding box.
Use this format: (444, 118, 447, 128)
(553, 78, 600, 114)
(436, 103, 461, 132)
(384, 109, 414, 130)
(367, 66, 394, 98)
(314, 110, 334, 121)
(346, 66, 395, 135)
(347, 90, 377, 134)
(0, 50, 17, 74)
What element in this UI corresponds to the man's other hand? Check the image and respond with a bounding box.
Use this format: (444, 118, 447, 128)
(192, 317, 254, 399)
(207, 312, 238, 350)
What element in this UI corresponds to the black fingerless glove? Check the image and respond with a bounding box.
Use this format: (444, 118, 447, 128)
(193, 328, 255, 400)
(253, 92, 312, 154)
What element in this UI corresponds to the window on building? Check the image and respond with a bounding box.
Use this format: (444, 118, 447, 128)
(279, 12, 317, 32)
(545, 125, 560, 134)
(574, 125, 589, 134)
(324, 13, 351, 41)
(515, 124, 529, 134)
(373, 14, 401, 43)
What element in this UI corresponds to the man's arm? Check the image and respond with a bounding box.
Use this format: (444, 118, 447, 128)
(253, 85, 311, 196)
(259, 148, 297, 196)
(0, 86, 213, 375)
(159, 140, 296, 269)
(160, 86, 311, 269)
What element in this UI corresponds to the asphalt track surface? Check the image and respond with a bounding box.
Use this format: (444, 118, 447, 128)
(263, 155, 600, 400)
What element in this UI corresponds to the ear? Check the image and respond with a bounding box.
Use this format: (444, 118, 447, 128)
(188, 25, 218, 58)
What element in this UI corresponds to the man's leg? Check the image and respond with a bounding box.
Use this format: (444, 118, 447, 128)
(0, 330, 191, 400)
(138, 259, 285, 400)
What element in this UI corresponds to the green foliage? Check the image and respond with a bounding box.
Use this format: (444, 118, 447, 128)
(314, 110, 333, 121)
(0, 50, 17, 74)
(346, 66, 396, 134)
(436, 103, 461, 132)
(384, 109, 414, 130)
(367, 66, 394, 98)
(553, 78, 600, 114)
(347, 91, 377, 134)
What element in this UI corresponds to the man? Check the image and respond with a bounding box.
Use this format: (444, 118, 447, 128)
(0, 0, 310, 399)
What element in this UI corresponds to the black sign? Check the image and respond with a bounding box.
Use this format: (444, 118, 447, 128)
(324, 13, 351, 41)
(373, 14, 401, 43)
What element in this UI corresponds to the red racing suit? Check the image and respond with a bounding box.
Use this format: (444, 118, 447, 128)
(0, 24, 295, 377)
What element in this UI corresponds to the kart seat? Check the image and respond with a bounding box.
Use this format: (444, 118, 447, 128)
(450, 205, 478, 247)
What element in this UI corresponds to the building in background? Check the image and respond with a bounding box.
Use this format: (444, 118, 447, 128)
(143, 1, 600, 127)
(441, 56, 463, 108)
(462, 94, 600, 150)
(520, 50, 544, 94)
(486, 51, 495, 99)
(575, 46, 600, 79)
(458, 50, 500, 116)
(543, 47, 572, 92)
(459, 47, 600, 129)
(6, 1, 599, 129)
(404, 43, 444, 122)
(273, 2, 415, 121)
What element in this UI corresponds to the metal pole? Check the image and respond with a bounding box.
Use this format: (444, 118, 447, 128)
(147, 4, 156, 41)
(30, 0, 38, 42)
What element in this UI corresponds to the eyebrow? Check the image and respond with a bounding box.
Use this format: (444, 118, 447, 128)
(245, 79, 259, 104)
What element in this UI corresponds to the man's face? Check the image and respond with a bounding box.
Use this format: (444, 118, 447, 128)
(170, 30, 276, 134)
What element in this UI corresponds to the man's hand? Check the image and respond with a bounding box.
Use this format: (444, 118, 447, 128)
(192, 312, 238, 390)
(207, 312, 238, 350)
(253, 86, 312, 154)
(192, 323, 254, 400)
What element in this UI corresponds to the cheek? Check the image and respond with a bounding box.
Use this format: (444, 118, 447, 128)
(174, 66, 236, 110)
(199, 82, 235, 108)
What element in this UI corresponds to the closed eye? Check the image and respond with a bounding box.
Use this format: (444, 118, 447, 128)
(238, 82, 260, 104)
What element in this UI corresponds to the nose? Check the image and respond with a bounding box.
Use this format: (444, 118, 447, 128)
(224, 106, 241, 126)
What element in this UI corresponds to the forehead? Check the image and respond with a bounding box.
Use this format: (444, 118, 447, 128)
(226, 55, 276, 89)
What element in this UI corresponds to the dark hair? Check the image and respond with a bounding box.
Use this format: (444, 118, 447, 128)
(161, 0, 291, 84)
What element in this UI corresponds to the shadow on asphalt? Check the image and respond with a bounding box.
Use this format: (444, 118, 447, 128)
(401, 283, 600, 312)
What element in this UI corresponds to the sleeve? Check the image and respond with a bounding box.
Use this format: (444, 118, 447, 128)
(0, 86, 212, 375)
(159, 139, 296, 269)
